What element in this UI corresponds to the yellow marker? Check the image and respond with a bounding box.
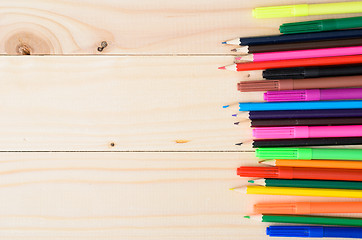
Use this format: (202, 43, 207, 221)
(253, 1, 362, 19)
(232, 186, 362, 198)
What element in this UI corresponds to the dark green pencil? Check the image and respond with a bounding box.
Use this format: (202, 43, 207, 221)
(249, 179, 362, 190)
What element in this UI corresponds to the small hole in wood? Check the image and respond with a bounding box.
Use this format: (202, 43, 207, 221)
(98, 41, 108, 52)
(246, 73, 251, 78)
(110, 142, 115, 147)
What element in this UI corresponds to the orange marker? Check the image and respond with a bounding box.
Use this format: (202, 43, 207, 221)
(263, 159, 362, 169)
(254, 202, 362, 215)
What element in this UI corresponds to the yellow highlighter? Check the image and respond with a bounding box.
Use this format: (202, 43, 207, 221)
(253, 1, 362, 19)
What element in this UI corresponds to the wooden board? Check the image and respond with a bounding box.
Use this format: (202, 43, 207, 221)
(1, 0, 361, 239)
(0, 0, 358, 55)
(0, 151, 359, 240)
(0, 56, 260, 151)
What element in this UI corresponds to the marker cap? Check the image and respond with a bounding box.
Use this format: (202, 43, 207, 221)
(253, 4, 309, 18)
(267, 226, 324, 237)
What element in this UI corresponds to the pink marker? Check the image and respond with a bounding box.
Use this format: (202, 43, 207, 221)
(253, 125, 362, 139)
(235, 45, 362, 62)
(264, 88, 362, 102)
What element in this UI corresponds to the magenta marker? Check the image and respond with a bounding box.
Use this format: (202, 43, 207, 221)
(253, 125, 362, 139)
(264, 88, 362, 102)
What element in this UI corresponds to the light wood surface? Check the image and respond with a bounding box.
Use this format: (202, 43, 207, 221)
(0, 56, 260, 151)
(1, 0, 361, 239)
(0, 0, 358, 55)
(0, 152, 359, 240)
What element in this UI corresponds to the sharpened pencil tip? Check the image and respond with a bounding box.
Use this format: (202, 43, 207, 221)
(231, 49, 237, 52)
(248, 180, 254, 183)
(218, 66, 226, 70)
(235, 57, 242, 61)
(223, 105, 230, 109)
(229, 188, 235, 191)
(234, 122, 240, 125)
(222, 41, 227, 44)
(232, 114, 237, 117)
(235, 142, 242, 146)
(244, 216, 250, 219)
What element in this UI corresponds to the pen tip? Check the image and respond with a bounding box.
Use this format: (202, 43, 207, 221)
(234, 122, 240, 125)
(218, 66, 226, 70)
(248, 180, 254, 183)
(223, 105, 230, 109)
(235, 142, 242, 146)
(229, 188, 235, 191)
(222, 41, 227, 44)
(231, 49, 237, 52)
(243, 216, 250, 219)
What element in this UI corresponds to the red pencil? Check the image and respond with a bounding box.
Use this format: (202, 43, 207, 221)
(219, 55, 362, 71)
(237, 166, 362, 181)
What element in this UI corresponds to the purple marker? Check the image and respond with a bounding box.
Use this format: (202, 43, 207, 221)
(264, 88, 362, 102)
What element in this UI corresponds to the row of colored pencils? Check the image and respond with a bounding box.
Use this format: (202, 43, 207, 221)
(222, 1, 362, 239)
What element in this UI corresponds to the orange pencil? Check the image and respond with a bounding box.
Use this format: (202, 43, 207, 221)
(262, 159, 362, 169)
(254, 202, 362, 214)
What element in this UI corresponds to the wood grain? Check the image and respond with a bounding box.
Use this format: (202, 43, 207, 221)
(0, 151, 358, 240)
(0, 0, 358, 55)
(2, 1, 361, 239)
(0, 55, 260, 151)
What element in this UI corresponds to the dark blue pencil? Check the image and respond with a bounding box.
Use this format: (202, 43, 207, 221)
(223, 29, 362, 46)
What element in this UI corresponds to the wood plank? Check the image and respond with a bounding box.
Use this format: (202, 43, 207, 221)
(0, 151, 358, 240)
(0, 0, 358, 54)
(0, 56, 260, 151)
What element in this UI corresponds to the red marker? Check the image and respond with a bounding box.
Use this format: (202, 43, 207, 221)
(237, 166, 362, 181)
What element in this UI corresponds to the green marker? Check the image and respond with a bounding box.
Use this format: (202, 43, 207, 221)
(248, 179, 362, 190)
(280, 16, 362, 34)
(245, 214, 362, 227)
(256, 148, 362, 160)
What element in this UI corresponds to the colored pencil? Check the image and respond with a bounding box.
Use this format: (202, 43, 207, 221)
(254, 201, 362, 214)
(253, 2, 362, 19)
(237, 166, 362, 181)
(232, 38, 362, 54)
(250, 118, 362, 127)
(262, 159, 362, 170)
(232, 186, 362, 198)
(238, 76, 362, 92)
(244, 214, 362, 227)
(249, 178, 362, 189)
(267, 226, 362, 238)
(237, 100, 362, 112)
(252, 137, 362, 148)
(256, 148, 362, 160)
(218, 55, 362, 71)
(253, 125, 362, 139)
(222, 29, 362, 46)
(236, 46, 362, 62)
(263, 65, 362, 80)
(280, 16, 362, 34)
(264, 89, 362, 102)
(244, 109, 362, 120)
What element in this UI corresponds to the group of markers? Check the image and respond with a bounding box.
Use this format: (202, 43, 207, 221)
(221, 1, 362, 239)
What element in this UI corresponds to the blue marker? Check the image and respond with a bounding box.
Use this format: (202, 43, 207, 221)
(238, 100, 362, 111)
(267, 226, 362, 238)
